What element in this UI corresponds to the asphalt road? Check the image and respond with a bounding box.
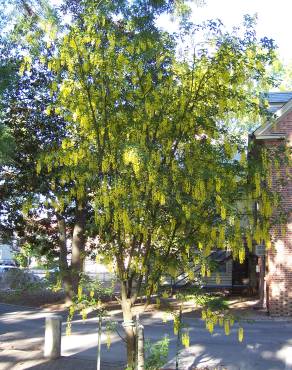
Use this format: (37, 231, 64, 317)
(1, 303, 292, 369)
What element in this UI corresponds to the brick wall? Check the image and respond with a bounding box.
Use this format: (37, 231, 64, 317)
(259, 111, 292, 315)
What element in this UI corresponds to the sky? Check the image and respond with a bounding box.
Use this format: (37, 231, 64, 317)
(159, 0, 292, 64)
(50, 0, 292, 64)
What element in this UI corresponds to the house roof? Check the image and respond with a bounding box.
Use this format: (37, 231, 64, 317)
(264, 92, 292, 113)
(265, 92, 292, 104)
(254, 92, 292, 139)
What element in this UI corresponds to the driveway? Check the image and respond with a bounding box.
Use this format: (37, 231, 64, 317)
(0, 303, 292, 369)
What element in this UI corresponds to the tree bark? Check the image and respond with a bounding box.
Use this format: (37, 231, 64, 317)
(71, 199, 86, 294)
(121, 282, 136, 369)
(56, 213, 73, 304)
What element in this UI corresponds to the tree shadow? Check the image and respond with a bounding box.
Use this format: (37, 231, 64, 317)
(162, 320, 292, 370)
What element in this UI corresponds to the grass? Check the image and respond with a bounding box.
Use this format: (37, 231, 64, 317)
(0, 289, 65, 307)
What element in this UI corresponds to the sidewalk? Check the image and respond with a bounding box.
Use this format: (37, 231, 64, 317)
(2, 301, 292, 370)
(0, 349, 124, 370)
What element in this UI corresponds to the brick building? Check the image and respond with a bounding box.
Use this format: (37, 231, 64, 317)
(253, 92, 292, 315)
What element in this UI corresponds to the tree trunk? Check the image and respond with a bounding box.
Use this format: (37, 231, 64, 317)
(121, 283, 136, 369)
(71, 199, 86, 294)
(56, 213, 73, 304)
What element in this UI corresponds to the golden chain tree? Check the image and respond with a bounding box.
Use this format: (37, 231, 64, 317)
(20, 1, 287, 366)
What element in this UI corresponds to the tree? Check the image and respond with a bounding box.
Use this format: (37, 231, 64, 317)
(0, 1, 92, 302)
(0, 25, 17, 165)
(19, 2, 280, 366)
(0, 125, 14, 166)
(0, 53, 73, 290)
(13, 0, 283, 366)
(278, 60, 292, 91)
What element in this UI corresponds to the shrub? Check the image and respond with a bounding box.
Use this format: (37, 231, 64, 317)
(145, 335, 170, 370)
(0, 268, 46, 292)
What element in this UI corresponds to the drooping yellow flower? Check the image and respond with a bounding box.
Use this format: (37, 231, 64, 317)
(238, 327, 244, 342)
(224, 320, 230, 335)
(182, 331, 190, 348)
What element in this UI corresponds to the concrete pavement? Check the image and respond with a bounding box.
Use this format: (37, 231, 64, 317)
(0, 303, 125, 370)
(0, 349, 113, 370)
(1, 303, 292, 369)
